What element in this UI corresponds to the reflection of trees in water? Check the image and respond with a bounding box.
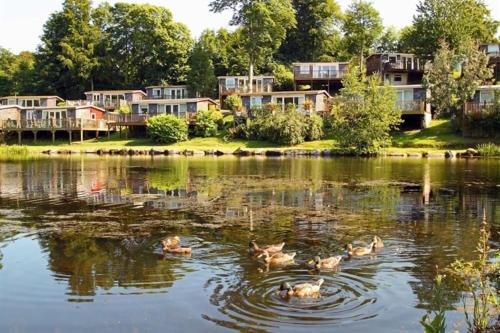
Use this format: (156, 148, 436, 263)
(37, 234, 190, 298)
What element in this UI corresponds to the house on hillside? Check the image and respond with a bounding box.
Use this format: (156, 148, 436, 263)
(145, 85, 190, 100)
(0, 95, 64, 107)
(218, 75, 274, 105)
(366, 53, 425, 85)
(84, 90, 146, 111)
(292, 62, 348, 93)
(239, 90, 331, 115)
(394, 85, 432, 128)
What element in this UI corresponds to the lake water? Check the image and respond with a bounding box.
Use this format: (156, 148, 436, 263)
(0, 156, 498, 333)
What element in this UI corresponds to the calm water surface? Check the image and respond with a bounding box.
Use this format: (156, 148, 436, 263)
(0, 156, 498, 333)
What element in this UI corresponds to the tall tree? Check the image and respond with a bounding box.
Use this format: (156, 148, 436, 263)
(0, 49, 36, 96)
(342, 0, 383, 68)
(408, 0, 499, 58)
(423, 40, 492, 117)
(210, 0, 296, 92)
(35, 0, 99, 98)
(187, 39, 217, 98)
(375, 26, 401, 53)
(278, 0, 343, 62)
(95, 3, 193, 89)
(0, 48, 18, 96)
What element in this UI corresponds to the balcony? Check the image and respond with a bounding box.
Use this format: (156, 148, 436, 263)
(1, 118, 108, 130)
(464, 102, 497, 114)
(383, 61, 422, 72)
(219, 84, 273, 95)
(294, 69, 347, 81)
(92, 99, 128, 109)
(397, 100, 426, 114)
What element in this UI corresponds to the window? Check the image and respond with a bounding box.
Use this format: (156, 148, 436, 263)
(487, 44, 499, 55)
(153, 88, 161, 98)
(26, 100, 33, 107)
(389, 56, 397, 63)
(91, 113, 96, 120)
(166, 105, 172, 114)
(480, 90, 494, 103)
(7, 99, 16, 105)
(34, 100, 40, 107)
(394, 74, 402, 82)
(139, 104, 149, 114)
(276, 96, 299, 112)
(170, 90, 176, 99)
(299, 65, 310, 74)
(226, 78, 236, 89)
(158, 104, 166, 114)
(93, 94, 100, 102)
(176, 90, 181, 99)
(250, 96, 262, 108)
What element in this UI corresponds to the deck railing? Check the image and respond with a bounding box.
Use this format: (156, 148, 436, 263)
(464, 102, 497, 114)
(396, 100, 425, 113)
(294, 69, 348, 81)
(1, 118, 108, 130)
(383, 61, 422, 72)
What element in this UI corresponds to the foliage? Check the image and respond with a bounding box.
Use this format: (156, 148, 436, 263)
(94, 3, 192, 89)
(187, 36, 217, 98)
(0, 49, 36, 96)
(305, 114, 324, 141)
(146, 114, 188, 144)
(194, 109, 223, 137)
(210, 0, 296, 84)
(407, 0, 499, 58)
(477, 143, 500, 156)
(423, 40, 493, 117)
(331, 65, 401, 154)
(277, 0, 343, 62)
(420, 274, 447, 333)
(341, 1, 383, 63)
(375, 26, 401, 53)
(273, 64, 295, 91)
(116, 104, 131, 114)
(447, 214, 499, 332)
(224, 95, 243, 112)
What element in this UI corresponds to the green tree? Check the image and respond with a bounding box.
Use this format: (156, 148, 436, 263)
(194, 109, 223, 137)
(331, 65, 401, 154)
(272, 64, 294, 91)
(210, 0, 296, 92)
(0, 49, 36, 96)
(187, 38, 217, 98)
(95, 3, 193, 89)
(341, 0, 383, 68)
(35, 0, 100, 98)
(423, 40, 492, 117)
(147, 114, 188, 143)
(278, 0, 343, 62)
(408, 0, 499, 58)
(375, 26, 401, 53)
(0, 48, 18, 96)
(224, 94, 243, 112)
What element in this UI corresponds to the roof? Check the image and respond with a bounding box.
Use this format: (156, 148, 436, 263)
(0, 105, 106, 112)
(217, 75, 275, 79)
(391, 84, 424, 89)
(85, 90, 146, 96)
(477, 85, 500, 90)
(238, 90, 331, 98)
(132, 98, 217, 104)
(145, 85, 188, 89)
(0, 105, 22, 110)
(0, 95, 64, 101)
(367, 52, 418, 58)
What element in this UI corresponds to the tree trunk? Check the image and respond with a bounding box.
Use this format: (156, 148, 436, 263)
(249, 62, 254, 93)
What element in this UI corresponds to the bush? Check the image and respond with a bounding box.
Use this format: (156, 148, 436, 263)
(147, 114, 188, 143)
(477, 143, 500, 156)
(117, 104, 131, 114)
(305, 114, 324, 141)
(194, 109, 223, 137)
(224, 94, 243, 113)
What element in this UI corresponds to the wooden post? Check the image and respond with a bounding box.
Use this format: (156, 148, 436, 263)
(95, 130, 98, 138)
(119, 126, 122, 138)
(107, 126, 110, 140)
(52, 131, 55, 144)
(80, 129, 83, 142)
(17, 131, 21, 145)
(33, 131, 37, 143)
(68, 131, 72, 145)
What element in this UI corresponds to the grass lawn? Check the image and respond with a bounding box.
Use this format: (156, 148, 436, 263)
(2, 119, 497, 154)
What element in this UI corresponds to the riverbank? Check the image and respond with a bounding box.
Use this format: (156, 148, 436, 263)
(1, 120, 498, 158)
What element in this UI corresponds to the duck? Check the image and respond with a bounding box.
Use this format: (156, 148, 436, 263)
(373, 236, 384, 249)
(280, 278, 324, 298)
(313, 255, 342, 270)
(249, 240, 285, 255)
(346, 242, 376, 256)
(258, 250, 296, 265)
(161, 236, 192, 254)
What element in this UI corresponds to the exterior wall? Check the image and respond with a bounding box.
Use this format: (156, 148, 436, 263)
(0, 107, 21, 121)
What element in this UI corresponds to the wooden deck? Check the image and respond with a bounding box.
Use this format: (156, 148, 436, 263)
(464, 102, 496, 114)
(397, 100, 426, 114)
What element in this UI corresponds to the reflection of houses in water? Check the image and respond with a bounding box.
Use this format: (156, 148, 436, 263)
(246, 189, 329, 211)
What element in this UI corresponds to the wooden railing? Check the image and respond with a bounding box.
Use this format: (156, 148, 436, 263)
(219, 85, 273, 95)
(464, 102, 497, 114)
(384, 62, 422, 72)
(294, 69, 348, 80)
(1, 118, 108, 130)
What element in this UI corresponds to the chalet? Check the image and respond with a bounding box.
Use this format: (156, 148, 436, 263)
(0, 95, 64, 107)
(394, 85, 432, 128)
(145, 85, 189, 100)
(292, 62, 348, 93)
(218, 75, 274, 104)
(238, 90, 331, 114)
(366, 53, 425, 85)
(84, 90, 146, 110)
(0, 105, 109, 143)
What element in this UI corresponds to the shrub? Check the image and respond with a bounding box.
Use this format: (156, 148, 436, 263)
(224, 95, 243, 113)
(147, 114, 188, 143)
(305, 114, 324, 141)
(117, 104, 131, 114)
(477, 143, 500, 157)
(194, 109, 223, 137)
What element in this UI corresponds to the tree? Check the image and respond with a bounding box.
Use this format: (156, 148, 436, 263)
(0, 48, 18, 96)
(272, 64, 294, 91)
(95, 3, 193, 89)
(375, 26, 401, 53)
(423, 40, 492, 117)
(408, 0, 499, 58)
(331, 65, 401, 154)
(278, 0, 343, 62)
(0, 48, 36, 96)
(187, 36, 217, 98)
(210, 0, 296, 92)
(224, 94, 243, 112)
(342, 0, 383, 68)
(35, 0, 100, 98)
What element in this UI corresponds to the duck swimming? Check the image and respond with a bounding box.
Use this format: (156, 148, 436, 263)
(258, 250, 296, 265)
(373, 236, 384, 248)
(346, 242, 376, 256)
(313, 255, 342, 270)
(162, 236, 192, 254)
(280, 279, 324, 298)
(249, 240, 285, 255)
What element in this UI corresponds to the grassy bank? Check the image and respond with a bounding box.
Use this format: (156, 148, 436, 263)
(1, 120, 497, 155)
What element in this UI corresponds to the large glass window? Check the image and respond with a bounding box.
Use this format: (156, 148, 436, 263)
(139, 104, 148, 114)
(226, 78, 235, 89)
(153, 89, 161, 98)
(158, 104, 166, 114)
(299, 65, 309, 74)
(480, 90, 494, 103)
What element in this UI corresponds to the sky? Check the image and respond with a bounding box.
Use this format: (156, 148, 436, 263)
(1, 0, 499, 54)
